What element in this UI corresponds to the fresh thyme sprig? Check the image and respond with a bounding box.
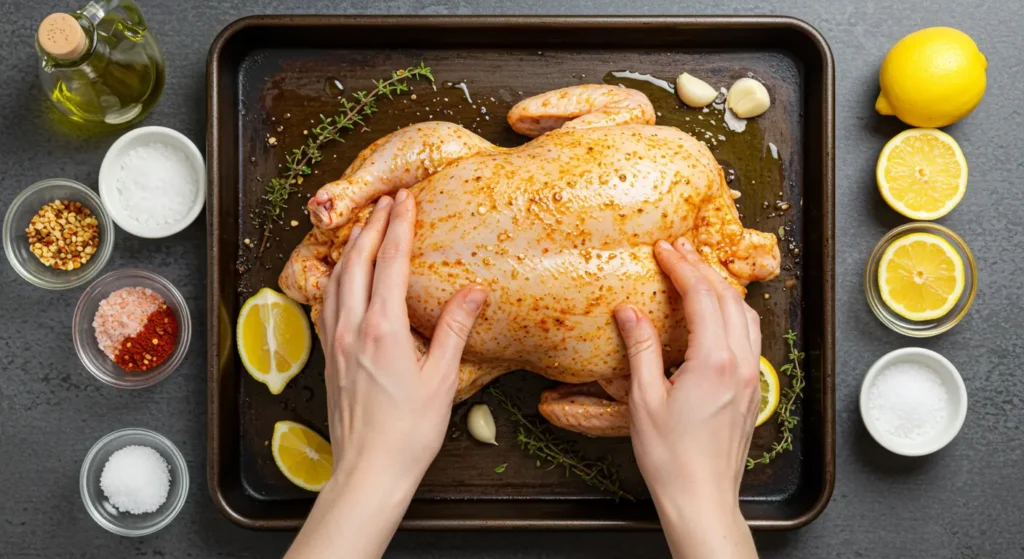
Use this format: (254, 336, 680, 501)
(487, 386, 634, 501)
(747, 330, 806, 469)
(256, 62, 434, 255)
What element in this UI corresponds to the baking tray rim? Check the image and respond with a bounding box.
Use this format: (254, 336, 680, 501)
(206, 14, 836, 531)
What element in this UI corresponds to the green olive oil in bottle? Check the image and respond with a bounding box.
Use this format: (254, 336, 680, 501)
(36, 1, 165, 131)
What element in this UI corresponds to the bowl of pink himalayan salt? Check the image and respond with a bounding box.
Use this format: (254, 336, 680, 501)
(72, 268, 191, 388)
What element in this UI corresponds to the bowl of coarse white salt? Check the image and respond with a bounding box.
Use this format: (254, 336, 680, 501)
(860, 347, 968, 456)
(80, 427, 188, 536)
(98, 126, 206, 238)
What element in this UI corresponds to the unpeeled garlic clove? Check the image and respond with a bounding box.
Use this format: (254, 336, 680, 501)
(467, 404, 498, 445)
(675, 73, 718, 108)
(727, 78, 771, 118)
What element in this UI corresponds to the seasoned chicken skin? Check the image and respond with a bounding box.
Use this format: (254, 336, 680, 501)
(280, 84, 780, 437)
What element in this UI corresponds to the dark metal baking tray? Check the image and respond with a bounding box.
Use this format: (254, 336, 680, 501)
(207, 15, 834, 530)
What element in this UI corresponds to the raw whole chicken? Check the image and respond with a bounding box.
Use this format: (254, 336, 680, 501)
(279, 84, 780, 437)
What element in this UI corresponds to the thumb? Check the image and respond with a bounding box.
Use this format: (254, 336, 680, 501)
(426, 284, 488, 372)
(613, 305, 668, 411)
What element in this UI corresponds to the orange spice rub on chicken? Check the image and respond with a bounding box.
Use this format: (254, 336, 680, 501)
(280, 84, 780, 437)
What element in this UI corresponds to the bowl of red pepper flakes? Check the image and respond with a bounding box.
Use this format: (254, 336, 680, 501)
(73, 269, 191, 389)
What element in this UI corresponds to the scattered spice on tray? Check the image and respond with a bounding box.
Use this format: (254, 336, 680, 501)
(93, 287, 179, 372)
(100, 445, 171, 514)
(24, 200, 99, 270)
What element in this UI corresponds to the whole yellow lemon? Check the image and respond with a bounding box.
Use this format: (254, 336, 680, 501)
(876, 27, 987, 128)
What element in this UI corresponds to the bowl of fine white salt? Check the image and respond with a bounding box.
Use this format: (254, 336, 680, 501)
(98, 126, 206, 239)
(860, 347, 968, 457)
(80, 428, 189, 536)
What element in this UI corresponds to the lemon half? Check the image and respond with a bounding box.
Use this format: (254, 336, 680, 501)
(237, 287, 312, 395)
(878, 232, 965, 321)
(756, 356, 781, 427)
(877, 128, 967, 220)
(271, 420, 333, 492)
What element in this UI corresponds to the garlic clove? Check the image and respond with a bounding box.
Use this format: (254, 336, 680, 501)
(726, 78, 771, 118)
(467, 404, 498, 445)
(675, 73, 718, 108)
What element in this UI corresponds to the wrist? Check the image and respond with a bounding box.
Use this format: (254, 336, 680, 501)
(651, 480, 740, 529)
(653, 483, 751, 559)
(660, 501, 752, 559)
(331, 452, 423, 498)
(311, 457, 421, 536)
(290, 450, 423, 559)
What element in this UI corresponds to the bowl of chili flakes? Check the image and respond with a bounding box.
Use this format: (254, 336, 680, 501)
(73, 269, 191, 389)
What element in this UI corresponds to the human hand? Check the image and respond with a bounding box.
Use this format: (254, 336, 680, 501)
(288, 190, 486, 559)
(319, 189, 488, 483)
(614, 238, 760, 558)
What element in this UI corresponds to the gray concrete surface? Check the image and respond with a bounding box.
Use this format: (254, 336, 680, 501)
(2, 0, 1022, 557)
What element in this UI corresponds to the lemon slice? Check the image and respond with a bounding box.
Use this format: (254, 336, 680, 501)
(237, 287, 312, 395)
(756, 356, 781, 427)
(876, 128, 967, 220)
(271, 420, 333, 492)
(878, 232, 965, 321)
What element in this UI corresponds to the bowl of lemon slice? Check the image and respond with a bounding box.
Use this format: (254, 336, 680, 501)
(865, 222, 977, 337)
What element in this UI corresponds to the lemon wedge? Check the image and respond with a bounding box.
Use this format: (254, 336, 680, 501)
(877, 128, 967, 220)
(878, 232, 965, 321)
(756, 356, 781, 427)
(271, 420, 333, 492)
(237, 287, 312, 395)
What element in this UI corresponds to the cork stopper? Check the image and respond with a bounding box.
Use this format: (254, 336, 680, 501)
(38, 13, 87, 60)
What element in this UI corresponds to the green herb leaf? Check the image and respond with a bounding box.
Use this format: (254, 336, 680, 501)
(747, 329, 806, 469)
(494, 463, 507, 473)
(487, 386, 634, 501)
(254, 63, 434, 255)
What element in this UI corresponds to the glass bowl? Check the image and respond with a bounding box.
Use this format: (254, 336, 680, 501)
(3, 178, 115, 289)
(80, 428, 189, 537)
(865, 222, 977, 337)
(73, 269, 191, 388)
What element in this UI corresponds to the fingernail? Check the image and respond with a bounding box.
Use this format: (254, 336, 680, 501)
(613, 305, 638, 329)
(376, 196, 392, 209)
(395, 189, 409, 203)
(464, 287, 487, 312)
(349, 225, 362, 240)
(655, 240, 672, 252)
(674, 237, 695, 253)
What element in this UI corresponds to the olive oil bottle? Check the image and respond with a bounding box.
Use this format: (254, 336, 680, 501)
(36, 1, 164, 131)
